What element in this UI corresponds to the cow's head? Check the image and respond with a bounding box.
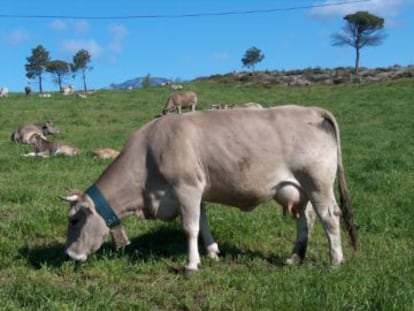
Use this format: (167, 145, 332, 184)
(60, 191, 109, 261)
(42, 120, 60, 135)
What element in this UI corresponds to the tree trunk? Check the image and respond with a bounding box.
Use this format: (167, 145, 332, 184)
(39, 75, 43, 94)
(354, 46, 360, 73)
(58, 75, 62, 91)
(82, 69, 87, 93)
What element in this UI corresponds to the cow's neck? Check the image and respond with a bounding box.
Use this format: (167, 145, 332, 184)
(92, 152, 145, 221)
(36, 139, 48, 152)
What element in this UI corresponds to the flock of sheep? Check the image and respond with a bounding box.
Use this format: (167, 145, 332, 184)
(8, 88, 263, 159)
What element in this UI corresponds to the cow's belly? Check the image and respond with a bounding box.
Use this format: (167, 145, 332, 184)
(203, 171, 291, 210)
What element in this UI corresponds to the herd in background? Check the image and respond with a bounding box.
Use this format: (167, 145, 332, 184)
(10, 120, 117, 159)
(8, 86, 264, 159)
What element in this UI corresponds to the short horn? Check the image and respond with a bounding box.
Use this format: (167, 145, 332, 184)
(59, 194, 80, 202)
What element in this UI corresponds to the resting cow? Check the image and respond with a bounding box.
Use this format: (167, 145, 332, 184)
(61, 85, 74, 95)
(0, 87, 9, 98)
(24, 133, 79, 157)
(11, 120, 60, 144)
(162, 91, 197, 115)
(211, 102, 264, 110)
(93, 148, 120, 160)
(60, 105, 357, 271)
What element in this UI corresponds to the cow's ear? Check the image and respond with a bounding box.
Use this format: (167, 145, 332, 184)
(59, 194, 80, 203)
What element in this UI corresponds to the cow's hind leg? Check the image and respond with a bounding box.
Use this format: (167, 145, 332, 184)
(286, 202, 316, 265)
(200, 203, 220, 260)
(311, 191, 344, 265)
(176, 185, 203, 271)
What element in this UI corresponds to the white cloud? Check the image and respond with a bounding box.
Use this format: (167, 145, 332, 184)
(56, 23, 128, 65)
(212, 52, 229, 62)
(6, 28, 31, 45)
(61, 39, 103, 59)
(49, 19, 89, 34)
(108, 24, 128, 53)
(310, 0, 406, 19)
(49, 19, 67, 31)
(109, 24, 128, 38)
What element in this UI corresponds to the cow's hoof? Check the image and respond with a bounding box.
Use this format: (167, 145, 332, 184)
(285, 253, 302, 266)
(207, 243, 220, 261)
(183, 267, 198, 279)
(208, 252, 220, 261)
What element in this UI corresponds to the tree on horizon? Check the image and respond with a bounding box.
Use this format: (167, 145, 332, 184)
(241, 46, 265, 72)
(25, 45, 50, 93)
(46, 60, 71, 91)
(331, 11, 386, 73)
(71, 49, 92, 93)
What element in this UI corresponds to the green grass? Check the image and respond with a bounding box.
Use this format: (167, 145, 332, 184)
(0, 80, 413, 310)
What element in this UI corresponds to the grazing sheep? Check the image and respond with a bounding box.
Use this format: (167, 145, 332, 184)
(93, 148, 120, 160)
(24, 133, 79, 157)
(162, 91, 197, 115)
(11, 120, 60, 144)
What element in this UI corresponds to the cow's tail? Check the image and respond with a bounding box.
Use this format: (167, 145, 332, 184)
(321, 109, 358, 252)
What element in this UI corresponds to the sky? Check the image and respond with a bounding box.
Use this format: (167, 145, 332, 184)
(1, 0, 414, 92)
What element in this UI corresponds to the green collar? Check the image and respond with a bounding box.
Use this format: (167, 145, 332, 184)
(85, 184, 121, 228)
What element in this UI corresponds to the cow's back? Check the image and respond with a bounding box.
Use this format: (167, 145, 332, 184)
(145, 106, 339, 207)
(11, 124, 43, 144)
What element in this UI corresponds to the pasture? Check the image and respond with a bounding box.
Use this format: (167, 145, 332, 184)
(0, 79, 413, 310)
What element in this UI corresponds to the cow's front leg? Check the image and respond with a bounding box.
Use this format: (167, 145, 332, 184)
(200, 203, 220, 260)
(286, 202, 316, 265)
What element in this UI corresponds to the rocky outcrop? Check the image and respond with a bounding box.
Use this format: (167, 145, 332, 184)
(195, 65, 414, 87)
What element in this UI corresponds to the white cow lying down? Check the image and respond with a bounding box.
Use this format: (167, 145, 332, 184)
(60, 105, 357, 271)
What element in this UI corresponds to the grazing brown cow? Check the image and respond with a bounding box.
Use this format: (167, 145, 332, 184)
(162, 91, 197, 115)
(24, 133, 79, 157)
(60, 105, 357, 272)
(11, 121, 60, 144)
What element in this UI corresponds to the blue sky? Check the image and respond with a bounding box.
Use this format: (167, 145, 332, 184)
(1, 0, 414, 92)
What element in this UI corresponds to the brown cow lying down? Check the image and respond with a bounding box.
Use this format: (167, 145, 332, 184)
(11, 120, 60, 144)
(60, 105, 357, 272)
(162, 91, 197, 115)
(93, 148, 120, 159)
(24, 133, 79, 157)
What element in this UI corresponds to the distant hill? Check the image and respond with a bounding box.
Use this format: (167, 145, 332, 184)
(107, 65, 414, 90)
(106, 76, 170, 90)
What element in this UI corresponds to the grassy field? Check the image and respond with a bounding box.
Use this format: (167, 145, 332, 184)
(0, 79, 413, 310)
